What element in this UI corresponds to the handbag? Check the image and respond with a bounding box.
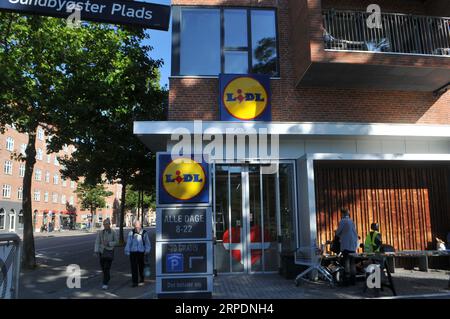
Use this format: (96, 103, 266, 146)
(102, 248, 115, 260)
(101, 230, 115, 260)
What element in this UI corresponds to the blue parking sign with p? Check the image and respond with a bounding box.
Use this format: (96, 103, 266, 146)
(166, 253, 183, 272)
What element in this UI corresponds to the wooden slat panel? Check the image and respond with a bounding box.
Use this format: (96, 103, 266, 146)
(314, 161, 450, 252)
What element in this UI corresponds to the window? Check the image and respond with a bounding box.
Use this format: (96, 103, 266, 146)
(251, 10, 278, 75)
(53, 174, 59, 185)
(19, 164, 25, 177)
(62, 179, 67, 187)
(35, 169, 42, 181)
(178, 8, 220, 75)
(52, 193, 58, 203)
(36, 148, 43, 160)
(17, 187, 23, 200)
(44, 192, 49, 203)
(173, 7, 279, 76)
(34, 190, 41, 202)
(37, 128, 44, 141)
(69, 195, 74, 205)
(20, 144, 27, 156)
(0, 209, 5, 230)
(61, 195, 66, 204)
(70, 181, 75, 189)
(4, 160, 12, 175)
(47, 154, 51, 164)
(6, 137, 14, 152)
(45, 171, 50, 183)
(54, 156, 59, 166)
(2, 185, 11, 198)
(224, 9, 249, 74)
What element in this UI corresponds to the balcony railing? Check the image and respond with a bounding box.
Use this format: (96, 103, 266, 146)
(322, 10, 450, 57)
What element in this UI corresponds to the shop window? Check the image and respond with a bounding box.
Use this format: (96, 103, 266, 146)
(0, 208, 5, 230)
(18, 211, 24, 228)
(173, 7, 279, 76)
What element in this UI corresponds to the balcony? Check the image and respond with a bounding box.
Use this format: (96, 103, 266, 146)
(290, 2, 450, 92)
(323, 10, 450, 57)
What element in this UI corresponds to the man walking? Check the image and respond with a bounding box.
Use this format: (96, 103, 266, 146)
(125, 220, 151, 287)
(336, 208, 359, 286)
(94, 218, 117, 290)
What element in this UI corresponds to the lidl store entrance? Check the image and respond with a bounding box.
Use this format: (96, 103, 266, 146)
(213, 162, 297, 274)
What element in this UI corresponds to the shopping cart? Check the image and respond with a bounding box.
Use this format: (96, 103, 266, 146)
(294, 244, 336, 287)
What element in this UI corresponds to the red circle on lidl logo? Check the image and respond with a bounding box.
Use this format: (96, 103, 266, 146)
(223, 77, 268, 120)
(162, 158, 206, 200)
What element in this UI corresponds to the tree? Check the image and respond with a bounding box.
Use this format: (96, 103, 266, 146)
(0, 13, 165, 266)
(0, 14, 77, 268)
(74, 183, 113, 231)
(125, 185, 155, 225)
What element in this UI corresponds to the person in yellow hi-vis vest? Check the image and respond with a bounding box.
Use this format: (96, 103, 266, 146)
(364, 223, 382, 253)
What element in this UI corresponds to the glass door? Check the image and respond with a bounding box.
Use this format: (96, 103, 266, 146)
(214, 164, 288, 274)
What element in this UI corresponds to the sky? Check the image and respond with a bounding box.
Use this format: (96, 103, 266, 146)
(141, 0, 172, 88)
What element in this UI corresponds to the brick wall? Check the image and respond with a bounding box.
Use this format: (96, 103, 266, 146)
(169, 0, 450, 125)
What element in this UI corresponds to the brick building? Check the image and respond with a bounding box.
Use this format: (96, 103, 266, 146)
(0, 125, 121, 233)
(134, 0, 450, 274)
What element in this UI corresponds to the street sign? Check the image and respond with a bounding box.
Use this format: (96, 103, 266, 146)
(0, 0, 171, 30)
(156, 241, 213, 276)
(156, 276, 213, 296)
(157, 207, 212, 241)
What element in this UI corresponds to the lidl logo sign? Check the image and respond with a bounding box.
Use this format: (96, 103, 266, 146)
(158, 154, 209, 204)
(219, 74, 271, 121)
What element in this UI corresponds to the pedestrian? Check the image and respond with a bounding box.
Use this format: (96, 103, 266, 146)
(94, 218, 117, 290)
(364, 223, 382, 253)
(124, 220, 151, 287)
(335, 208, 359, 286)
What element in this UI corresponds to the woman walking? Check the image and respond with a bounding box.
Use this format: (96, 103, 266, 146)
(125, 220, 151, 287)
(94, 218, 117, 290)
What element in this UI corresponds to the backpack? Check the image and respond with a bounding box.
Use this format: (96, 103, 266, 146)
(132, 229, 147, 248)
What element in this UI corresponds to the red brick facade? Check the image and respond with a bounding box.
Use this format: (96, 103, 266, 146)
(168, 0, 450, 124)
(0, 126, 122, 232)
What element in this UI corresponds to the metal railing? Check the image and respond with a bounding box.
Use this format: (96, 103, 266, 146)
(0, 233, 21, 299)
(322, 10, 450, 57)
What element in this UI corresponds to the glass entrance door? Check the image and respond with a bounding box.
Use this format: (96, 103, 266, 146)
(214, 163, 295, 274)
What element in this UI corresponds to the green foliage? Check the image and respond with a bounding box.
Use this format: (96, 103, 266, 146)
(0, 12, 167, 262)
(75, 183, 113, 212)
(125, 185, 155, 211)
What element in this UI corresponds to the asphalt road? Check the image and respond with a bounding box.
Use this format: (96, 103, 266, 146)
(19, 228, 156, 299)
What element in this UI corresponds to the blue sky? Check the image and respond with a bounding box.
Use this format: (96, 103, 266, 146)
(142, 0, 172, 88)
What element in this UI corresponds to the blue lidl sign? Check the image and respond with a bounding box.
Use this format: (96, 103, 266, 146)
(157, 153, 210, 205)
(219, 74, 271, 121)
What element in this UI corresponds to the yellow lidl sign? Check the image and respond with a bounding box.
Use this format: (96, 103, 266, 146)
(220, 74, 271, 121)
(159, 155, 209, 204)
